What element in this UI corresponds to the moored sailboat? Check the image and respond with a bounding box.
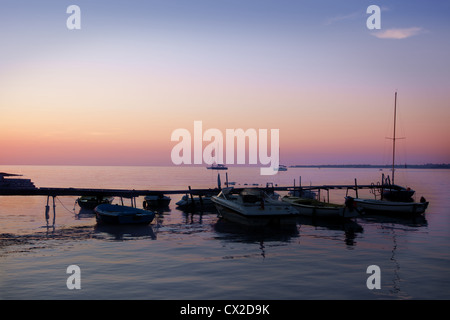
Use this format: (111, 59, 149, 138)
(351, 92, 429, 215)
(350, 197, 428, 215)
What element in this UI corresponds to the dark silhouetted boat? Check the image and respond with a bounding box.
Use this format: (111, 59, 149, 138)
(143, 194, 171, 208)
(77, 196, 114, 210)
(95, 204, 155, 225)
(350, 92, 428, 215)
(206, 164, 228, 170)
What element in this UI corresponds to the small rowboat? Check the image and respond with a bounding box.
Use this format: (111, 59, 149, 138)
(95, 204, 155, 225)
(77, 195, 114, 210)
(143, 194, 171, 208)
(282, 196, 360, 219)
(349, 197, 429, 215)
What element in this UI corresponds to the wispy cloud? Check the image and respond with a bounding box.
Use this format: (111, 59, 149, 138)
(325, 11, 362, 26)
(325, 6, 389, 27)
(371, 27, 424, 39)
(88, 131, 113, 136)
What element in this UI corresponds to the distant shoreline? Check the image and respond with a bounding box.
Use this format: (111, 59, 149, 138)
(1, 163, 449, 169)
(290, 164, 450, 169)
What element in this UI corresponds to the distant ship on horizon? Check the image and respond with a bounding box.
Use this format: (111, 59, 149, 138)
(206, 164, 228, 170)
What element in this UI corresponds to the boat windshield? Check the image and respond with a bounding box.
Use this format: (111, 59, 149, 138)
(240, 189, 263, 203)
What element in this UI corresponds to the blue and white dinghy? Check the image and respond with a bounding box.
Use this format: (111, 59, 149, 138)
(95, 204, 155, 225)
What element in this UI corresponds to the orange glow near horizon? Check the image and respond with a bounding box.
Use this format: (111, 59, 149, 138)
(2, 70, 449, 166)
(1, 4, 449, 167)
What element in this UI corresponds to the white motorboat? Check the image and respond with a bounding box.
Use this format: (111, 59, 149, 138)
(282, 196, 360, 219)
(212, 188, 298, 225)
(274, 165, 288, 172)
(95, 204, 155, 225)
(349, 197, 429, 215)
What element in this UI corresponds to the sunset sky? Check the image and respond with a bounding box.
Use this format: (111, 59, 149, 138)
(1, 0, 449, 166)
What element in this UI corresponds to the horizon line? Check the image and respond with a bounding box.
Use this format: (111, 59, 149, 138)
(1, 163, 449, 168)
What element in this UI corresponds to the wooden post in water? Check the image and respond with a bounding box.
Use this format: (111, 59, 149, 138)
(298, 176, 302, 197)
(45, 195, 50, 223)
(52, 196, 56, 226)
(188, 186, 195, 207)
(217, 173, 221, 191)
(354, 178, 359, 198)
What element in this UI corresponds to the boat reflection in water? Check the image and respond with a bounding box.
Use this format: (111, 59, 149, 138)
(213, 217, 299, 243)
(296, 215, 364, 247)
(94, 224, 156, 241)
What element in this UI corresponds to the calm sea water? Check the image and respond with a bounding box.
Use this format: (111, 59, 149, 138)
(1, 165, 449, 300)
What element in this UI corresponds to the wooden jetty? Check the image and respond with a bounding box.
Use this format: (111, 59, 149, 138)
(0, 186, 220, 198)
(0, 181, 381, 201)
(0, 170, 384, 200)
(0, 171, 390, 226)
(0, 180, 379, 198)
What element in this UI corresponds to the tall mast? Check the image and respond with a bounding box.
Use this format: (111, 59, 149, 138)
(392, 91, 397, 185)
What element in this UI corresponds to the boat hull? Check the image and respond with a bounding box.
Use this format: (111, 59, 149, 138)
(143, 195, 171, 208)
(95, 204, 155, 225)
(176, 195, 213, 207)
(211, 197, 297, 218)
(214, 203, 297, 227)
(282, 196, 359, 219)
(352, 198, 428, 215)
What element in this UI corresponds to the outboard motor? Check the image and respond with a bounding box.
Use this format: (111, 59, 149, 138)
(345, 196, 355, 210)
